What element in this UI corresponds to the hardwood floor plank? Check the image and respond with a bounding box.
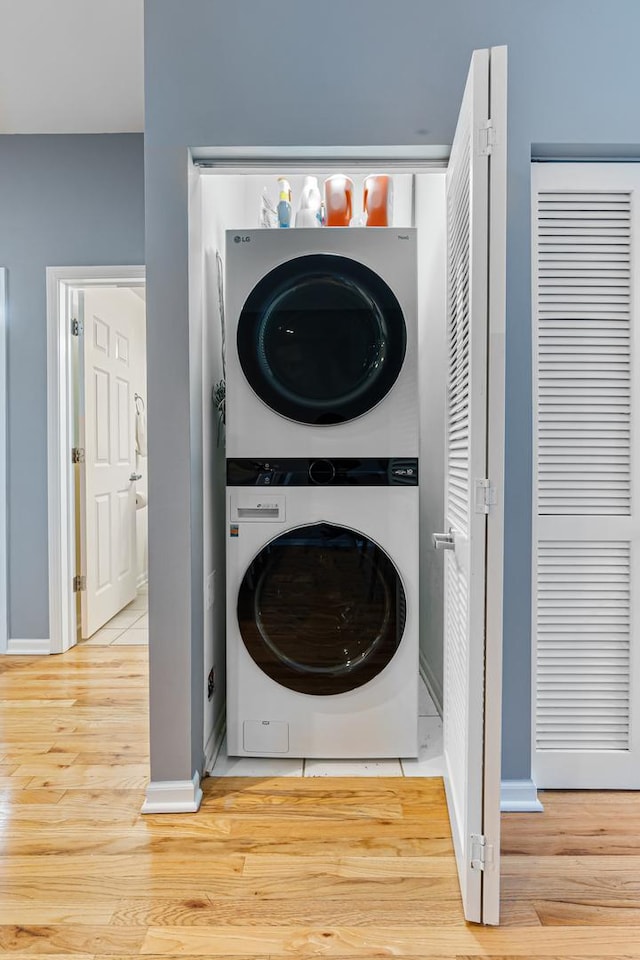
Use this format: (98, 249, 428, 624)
(228, 816, 453, 840)
(0, 874, 462, 902)
(534, 900, 640, 926)
(203, 775, 445, 800)
(221, 835, 453, 857)
(200, 786, 405, 821)
(0, 853, 246, 880)
(0, 924, 145, 955)
(0, 789, 66, 807)
(0, 903, 116, 925)
(110, 896, 468, 927)
(502, 872, 640, 904)
(502, 820, 640, 856)
(503, 856, 640, 876)
(140, 924, 640, 956)
(21, 764, 149, 790)
(538, 790, 640, 806)
(240, 854, 457, 878)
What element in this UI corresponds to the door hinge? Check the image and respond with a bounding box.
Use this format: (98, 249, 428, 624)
(73, 575, 86, 592)
(71, 447, 85, 464)
(71, 317, 84, 336)
(474, 478, 496, 514)
(477, 118, 496, 156)
(470, 833, 494, 871)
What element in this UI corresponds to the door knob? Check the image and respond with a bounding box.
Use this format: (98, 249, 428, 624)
(432, 530, 455, 551)
(129, 473, 142, 482)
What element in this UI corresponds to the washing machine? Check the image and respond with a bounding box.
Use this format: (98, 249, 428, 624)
(225, 456, 419, 758)
(225, 229, 418, 458)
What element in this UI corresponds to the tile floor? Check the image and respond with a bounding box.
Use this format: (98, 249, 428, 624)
(80, 583, 149, 646)
(211, 678, 444, 778)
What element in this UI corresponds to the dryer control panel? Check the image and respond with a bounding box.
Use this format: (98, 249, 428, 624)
(226, 457, 418, 487)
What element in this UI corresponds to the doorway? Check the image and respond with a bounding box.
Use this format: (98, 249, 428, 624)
(46, 266, 146, 655)
(182, 44, 506, 926)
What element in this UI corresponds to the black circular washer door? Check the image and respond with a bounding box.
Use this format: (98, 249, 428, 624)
(237, 254, 407, 425)
(237, 523, 407, 695)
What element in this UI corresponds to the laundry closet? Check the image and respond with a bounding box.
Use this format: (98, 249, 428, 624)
(185, 45, 507, 926)
(194, 165, 447, 767)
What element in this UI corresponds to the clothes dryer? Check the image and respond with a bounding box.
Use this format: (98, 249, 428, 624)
(226, 457, 419, 758)
(225, 229, 417, 458)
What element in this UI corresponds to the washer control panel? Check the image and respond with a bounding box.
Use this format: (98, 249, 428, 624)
(227, 458, 418, 487)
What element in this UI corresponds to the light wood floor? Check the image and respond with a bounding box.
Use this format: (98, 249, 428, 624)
(1, 643, 639, 957)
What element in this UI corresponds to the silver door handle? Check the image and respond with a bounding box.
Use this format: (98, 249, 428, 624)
(129, 473, 142, 482)
(432, 530, 455, 551)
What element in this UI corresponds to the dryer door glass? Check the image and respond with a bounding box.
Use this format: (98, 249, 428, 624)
(237, 523, 406, 695)
(237, 254, 407, 425)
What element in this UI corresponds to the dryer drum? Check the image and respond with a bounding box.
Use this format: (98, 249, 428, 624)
(237, 522, 407, 696)
(237, 254, 407, 425)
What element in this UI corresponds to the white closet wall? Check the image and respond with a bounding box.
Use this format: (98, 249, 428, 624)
(532, 162, 640, 788)
(416, 173, 447, 711)
(200, 175, 248, 758)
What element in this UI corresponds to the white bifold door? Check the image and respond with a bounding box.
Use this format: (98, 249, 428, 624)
(436, 46, 507, 925)
(532, 163, 640, 788)
(78, 287, 138, 639)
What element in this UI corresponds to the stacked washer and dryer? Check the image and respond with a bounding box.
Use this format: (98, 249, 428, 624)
(225, 227, 419, 759)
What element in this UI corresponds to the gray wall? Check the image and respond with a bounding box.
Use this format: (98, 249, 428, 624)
(144, 0, 640, 782)
(0, 134, 145, 641)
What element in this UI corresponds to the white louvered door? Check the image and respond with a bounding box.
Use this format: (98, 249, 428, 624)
(440, 47, 507, 925)
(533, 163, 640, 788)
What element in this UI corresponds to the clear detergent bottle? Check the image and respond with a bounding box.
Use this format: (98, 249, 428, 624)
(277, 177, 292, 228)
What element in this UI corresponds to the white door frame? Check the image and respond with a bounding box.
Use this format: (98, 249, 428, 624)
(46, 265, 145, 655)
(0, 268, 7, 654)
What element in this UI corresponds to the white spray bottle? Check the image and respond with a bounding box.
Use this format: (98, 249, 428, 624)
(295, 176, 322, 227)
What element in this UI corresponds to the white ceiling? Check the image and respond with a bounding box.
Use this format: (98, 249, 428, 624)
(0, 0, 144, 134)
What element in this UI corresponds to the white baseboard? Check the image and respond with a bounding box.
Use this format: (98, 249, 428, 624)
(500, 778, 544, 812)
(204, 708, 226, 774)
(6, 637, 51, 655)
(419, 651, 443, 716)
(141, 771, 203, 814)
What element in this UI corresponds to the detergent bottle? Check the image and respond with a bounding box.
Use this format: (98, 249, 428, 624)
(277, 177, 292, 228)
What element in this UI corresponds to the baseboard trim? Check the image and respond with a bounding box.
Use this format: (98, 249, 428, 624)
(500, 778, 544, 812)
(141, 771, 203, 814)
(419, 651, 443, 716)
(6, 637, 51, 656)
(204, 709, 226, 774)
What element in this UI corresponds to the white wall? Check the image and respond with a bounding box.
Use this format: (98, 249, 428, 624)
(201, 175, 248, 759)
(416, 173, 447, 711)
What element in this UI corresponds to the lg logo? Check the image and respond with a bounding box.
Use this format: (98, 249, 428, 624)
(234, 235, 251, 244)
